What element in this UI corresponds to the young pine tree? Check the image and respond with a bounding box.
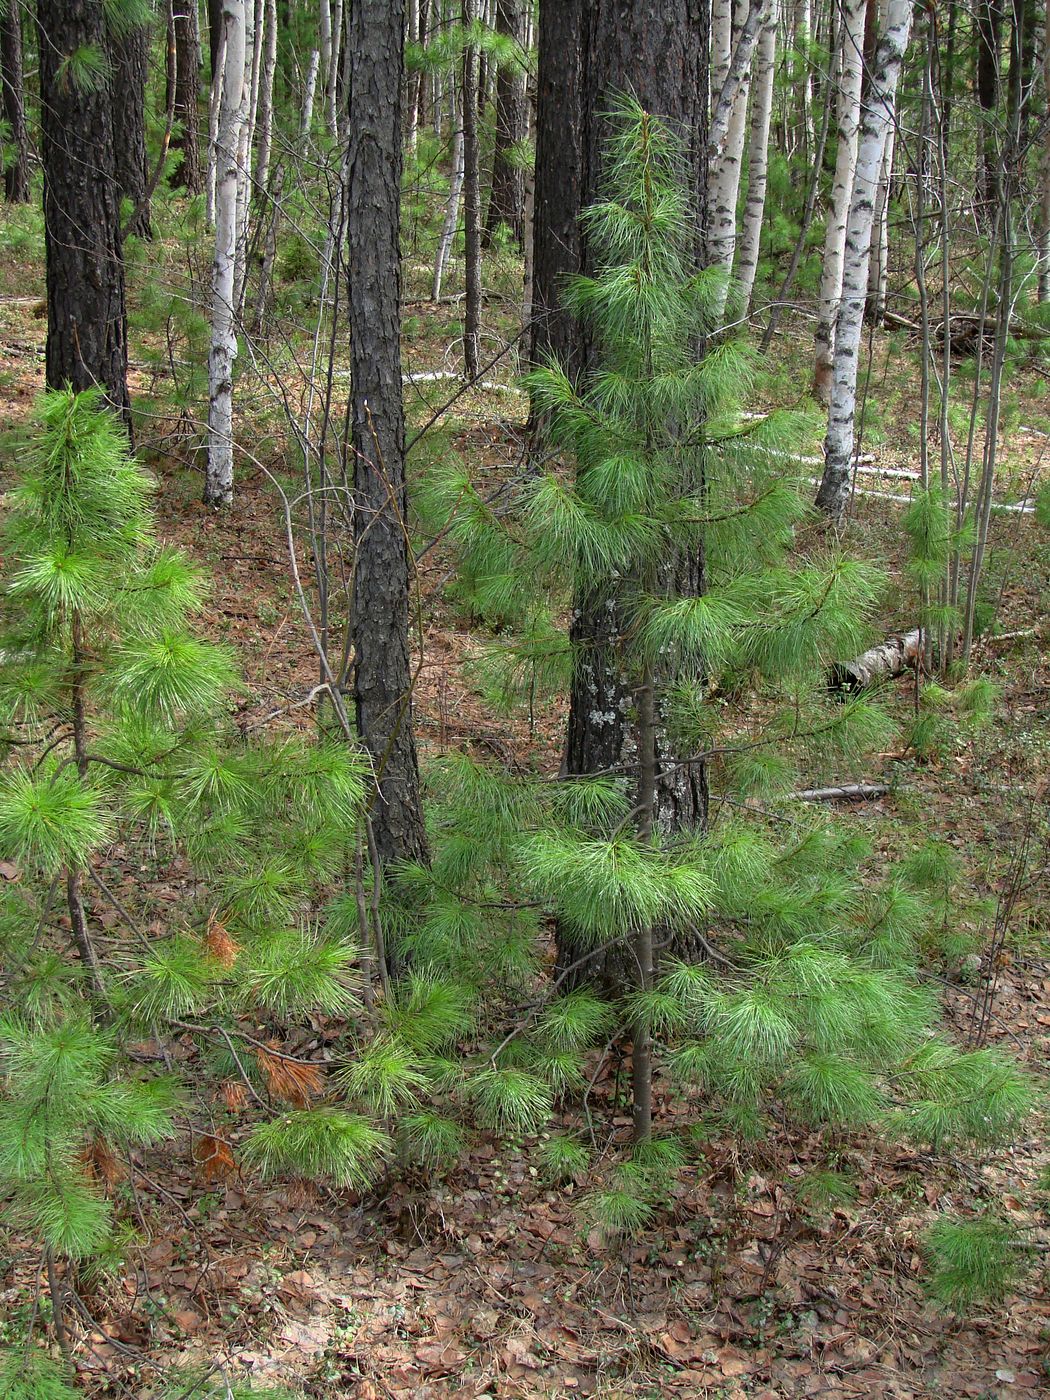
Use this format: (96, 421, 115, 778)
(410, 102, 1030, 1225)
(0, 392, 391, 1375)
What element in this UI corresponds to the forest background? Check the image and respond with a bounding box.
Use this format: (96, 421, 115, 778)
(1, 0, 1050, 1397)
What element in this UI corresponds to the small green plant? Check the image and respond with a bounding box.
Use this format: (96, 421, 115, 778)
(924, 1213, 1021, 1309)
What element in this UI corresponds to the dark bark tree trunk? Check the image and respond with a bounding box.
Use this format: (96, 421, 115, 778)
(109, 17, 152, 238)
(976, 0, 1003, 225)
(207, 0, 224, 77)
(1, 0, 30, 203)
(37, 0, 130, 427)
(532, 0, 710, 991)
(171, 0, 204, 193)
(483, 0, 527, 250)
(346, 0, 428, 881)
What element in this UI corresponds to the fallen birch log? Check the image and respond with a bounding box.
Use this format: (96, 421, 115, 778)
(788, 783, 889, 802)
(830, 629, 922, 691)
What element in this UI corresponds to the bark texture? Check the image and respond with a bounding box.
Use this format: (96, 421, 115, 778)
(37, 0, 130, 423)
(532, 0, 710, 991)
(346, 0, 428, 875)
(109, 18, 152, 238)
(735, 0, 779, 312)
(484, 0, 527, 250)
(816, 0, 914, 526)
(829, 629, 922, 690)
(814, 0, 866, 402)
(1, 0, 30, 202)
(205, 0, 246, 506)
(172, 0, 203, 193)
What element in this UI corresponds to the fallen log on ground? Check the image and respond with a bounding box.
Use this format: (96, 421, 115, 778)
(788, 783, 889, 802)
(829, 629, 922, 692)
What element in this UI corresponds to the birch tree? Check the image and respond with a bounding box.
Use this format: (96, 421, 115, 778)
(813, 0, 867, 402)
(816, 0, 915, 525)
(205, 0, 246, 507)
(707, 0, 766, 316)
(735, 0, 779, 311)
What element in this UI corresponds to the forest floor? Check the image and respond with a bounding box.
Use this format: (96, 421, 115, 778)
(1, 237, 1050, 1399)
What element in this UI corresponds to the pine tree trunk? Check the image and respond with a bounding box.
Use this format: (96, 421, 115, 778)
(533, 0, 710, 992)
(483, 0, 527, 250)
(735, 0, 779, 313)
(813, 0, 865, 403)
(1, 0, 30, 203)
(816, 0, 914, 526)
(347, 0, 428, 879)
(461, 0, 482, 378)
(109, 17, 152, 239)
(205, 0, 246, 507)
(37, 0, 130, 426)
(172, 0, 203, 193)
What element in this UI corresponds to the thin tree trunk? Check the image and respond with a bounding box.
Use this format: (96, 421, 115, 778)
(38, 0, 130, 426)
(253, 0, 277, 197)
(1, 0, 30, 203)
(205, 0, 246, 507)
(814, 0, 866, 402)
(735, 0, 779, 312)
(1037, 0, 1050, 300)
(347, 0, 428, 881)
(172, 0, 203, 193)
(234, 0, 259, 310)
(432, 104, 464, 301)
(793, 0, 813, 156)
(865, 118, 894, 324)
(300, 47, 320, 139)
(707, 0, 766, 315)
(975, 0, 1003, 227)
(483, 0, 527, 250)
(461, 0, 482, 378)
(327, 0, 342, 139)
(406, 0, 421, 155)
(816, 0, 914, 526)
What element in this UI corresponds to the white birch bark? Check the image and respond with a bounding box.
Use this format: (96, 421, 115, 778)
(234, 0, 259, 313)
(816, 0, 915, 526)
(735, 0, 779, 313)
(253, 0, 278, 197)
(326, 0, 342, 141)
(707, 0, 763, 317)
(711, 0, 732, 112)
(206, 0, 247, 507)
(206, 20, 227, 225)
(432, 103, 465, 301)
(318, 0, 333, 132)
(407, 0, 421, 156)
(813, 0, 866, 403)
(793, 0, 813, 153)
(300, 48, 320, 140)
(867, 120, 895, 323)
